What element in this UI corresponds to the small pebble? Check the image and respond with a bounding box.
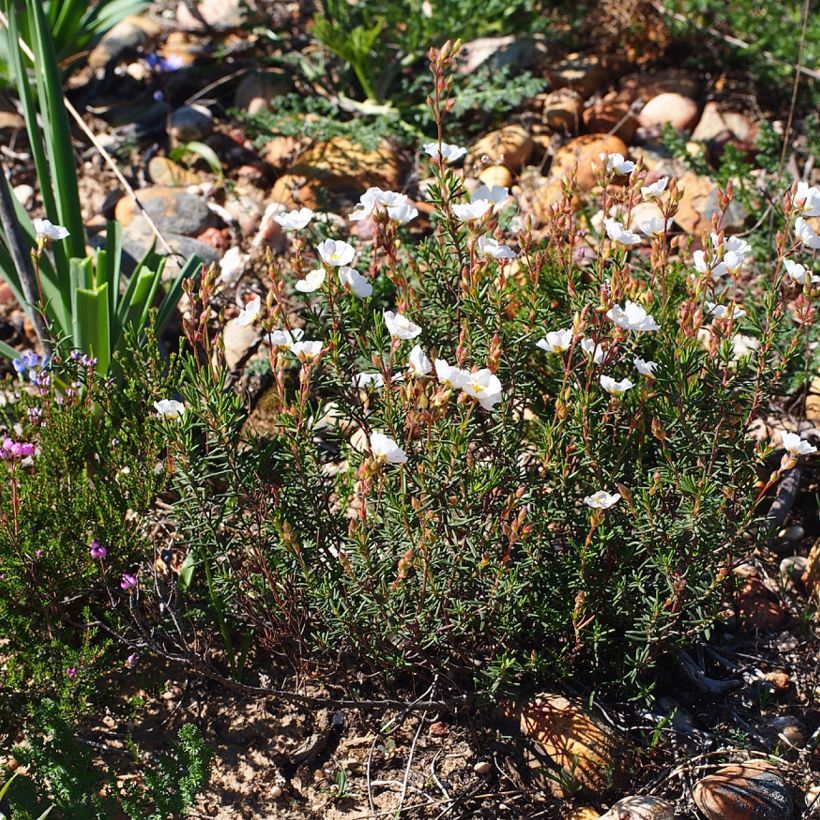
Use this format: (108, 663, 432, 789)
(473, 760, 493, 776)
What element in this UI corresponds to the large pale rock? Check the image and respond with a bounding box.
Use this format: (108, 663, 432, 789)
(673, 172, 713, 235)
(456, 35, 540, 75)
(538, 89, 583, 133)
(599, 795, 676, 819)
(115, 186, 210, 236)
(692, 102, 756, 144)
(234, 71, 291, 114)
(693, 762, 793, 820)
(223, 318, 259, 370)
(547, 52, 605, 99)
(148, 156, 200, 187)
(583, 95, 638, 143)
(468, 125, 534, 172)
(501, 693, 626, 795)
(639, 93, 699, 131)
(288, 137, 403, 193)
(550, 133, 628, 191)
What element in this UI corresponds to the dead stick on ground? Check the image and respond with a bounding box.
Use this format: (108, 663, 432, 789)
(0, 10, 178, 260)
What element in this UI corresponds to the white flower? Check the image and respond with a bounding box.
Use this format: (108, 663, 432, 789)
(640, 217, 672, 236)
(794, 181, 820, 217)
(641, 177, 668, 200)
(218, 246, 247, 286)
(459, 368, 503, 410)
(601, 152, 636, 175)
(349, 188, 417, 224)
(536, 329, 573, 353)
(584, 490, 621, 509)
(387, 203, 419, 224)
(781, 431, 817, 457)
(434, 359, 465, 388)
(317, 239, 356, 267)
(408, 344, 432, 376)
(384, 310, 422, 340)
(33, 218, 70, 241)
(269, 327, 304, 347)
(581, 337, 605, 364)
(275, 207, 314, 231)
(600, 374, 635, 394)
(154, 399, 185, 419)
(784, 258, 820, 285)
(477, 236, 516, 260)
(472, 184, 510, 211)
(604, 218, 641, 246)
(634, 357, 658, 376)
(338, 266, 372, 298)
(693, 249, 728, 280)
(607, 300, 660, 332)
(353, 372, 384, 389)
(706, 301, 746, 320)
(290, 340, 323, 359)
(795, 217, 820, 250)
(422, 141, 467, 164)
(452, 199, 492, 222)
(235, 294, 261, 326)
(370, 432, 407, 464)
(710, 233, 751, 273)
(295, 267, 326, 293)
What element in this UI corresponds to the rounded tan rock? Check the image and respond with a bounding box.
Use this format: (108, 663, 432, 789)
(639, 93, 699, 131)
(550, 134, 628, 192)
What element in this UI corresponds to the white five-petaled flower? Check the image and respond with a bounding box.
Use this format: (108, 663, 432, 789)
(218, 246, 247, 286)
(794, 181, 820, 217)
(601, 152, 636, 175)
(384, 310, 422, 340)
(581, 337, 605, 364)
(434, 359, 465, 388)
(604, 218, 641, 246)
(408, 344, 432, 376)
(154, 399, 185, 419)
(634, 357, 658, 376)
(709, 233, 752, 274)
(370, 432, 407, 464)
(784, 259, 819, 285)
(349, 188, 417, 224)
(422, 141, 467, 164)
(460, 368, 503, 410)
(33, 218, 70, 242)
(275, 207, 314, 231)
(706, 301, 746, 321)
(295, 267, 326, 293)
(537, 329, 573, 353)
(795, 217, 820, 250)
(780, 431, 817, 457)
(640, 217, 673, 237)
(472, 184, 510, 211)
(317, 238, 356, 267)
(269, 327, 304, 347)
(338, 266, 372, 298)
(641, 177, 668, 200)
(290, 340, 323, 359)
(477, 235, 516, 260)
(353, 372, 384, 389)
(452, 199, 492, 222)
(584, 490, 621, 509)
(607, 300, 660, 332)
(600, 374, 635, 395)
(235, 294, 261, 326)
(693, 249, 728, 280)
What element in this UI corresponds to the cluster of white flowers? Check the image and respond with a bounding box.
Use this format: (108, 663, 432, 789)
(349, 187, 418, 225)
(384, 310, 422, 340)
(452, 184, 510, 222)
(693, 233, 752, 279)
(784, 259, 819, 285)
(433, 359, 503, 410)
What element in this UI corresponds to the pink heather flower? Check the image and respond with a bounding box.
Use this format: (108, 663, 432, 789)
(90, 539, 108, 560)
(1, 437, 35, 459)
(120, 573, 138, 591)
(66, 667, 77, 679)
(125, 653, 139, 669)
